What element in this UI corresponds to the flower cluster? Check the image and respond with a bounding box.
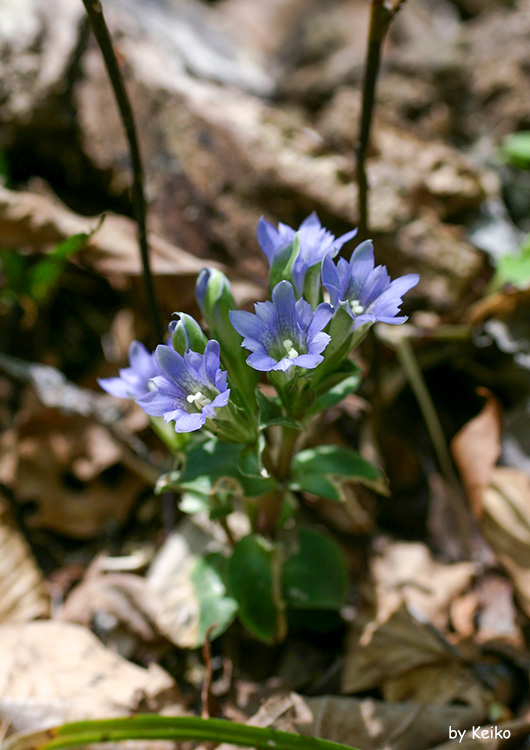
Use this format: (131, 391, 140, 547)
(100, 213, 418, 434)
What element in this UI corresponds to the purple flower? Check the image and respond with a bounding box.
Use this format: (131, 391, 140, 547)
(322, 240, 419, 330)
(99, 341, 159, 399)
(136, 340, 230, 432)
(257, 212, 357, 295)
(229, 280, 333, 372)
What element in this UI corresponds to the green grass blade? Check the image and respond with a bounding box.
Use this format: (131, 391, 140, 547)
(3, 715, 361, 750)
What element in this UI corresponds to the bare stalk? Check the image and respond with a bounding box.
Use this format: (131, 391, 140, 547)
(357, 0, 407, 238)
(81, 0, 163, 345)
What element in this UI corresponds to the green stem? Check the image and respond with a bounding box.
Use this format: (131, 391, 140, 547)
(2, 716, 360, 750)
(81, 0, 163, 346)
(393, 334, 458, 487)
(275, 424, 300, 483)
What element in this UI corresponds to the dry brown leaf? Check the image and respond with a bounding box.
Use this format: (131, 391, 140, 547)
(60, 559, 167, 658)
(481, 467, 530, 618)
(0, 185, 262, 321)
(0, 497, 48, 625)
(342, 603, 462, 695)
(451, 389, 503, 518)
(372, 539, 476, 629)
(0, 409, 145, 538)
(0, 621, 180, 733)
(236, 691, 485, 750)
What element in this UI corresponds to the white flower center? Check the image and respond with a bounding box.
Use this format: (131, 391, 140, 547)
(349, 299, 365, 316)
(283, 338, 299, 359)
(186, 391, 212, 410)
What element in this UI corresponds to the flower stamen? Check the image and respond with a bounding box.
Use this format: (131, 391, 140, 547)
(283, 339, 299, 359)
(186, 391, 212, 411)
(349, 299, 365, 316)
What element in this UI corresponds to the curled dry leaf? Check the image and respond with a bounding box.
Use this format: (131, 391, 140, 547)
(60, 559, 167, 659)
(0, 497, 48, 625)
(0, 621, 180, 733)
(481, 467, 530, 619)
(451, 389, 503, 519)
(452, 392, 530, 620)
(372, 539, 476, 629)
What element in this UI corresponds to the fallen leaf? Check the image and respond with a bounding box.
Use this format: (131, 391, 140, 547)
(481, 467, 530, 618)
(60, 557, 167, 659)
(0, 408, 146, 538)
(239, 690, 486, 750)
(0, 621, 180, 733)
(451, 389, 503, 518)
(0, 496, 48, 625)
(342, 603, 463, 695)
(372, 539, 476, 629)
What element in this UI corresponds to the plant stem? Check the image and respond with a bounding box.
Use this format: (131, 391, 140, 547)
(357, 0, 407, 238)
(2, 715, 360, 750)
(393, 333, 458, 487)
(81, 0, 163, 346)
(275, 424, 300, 483)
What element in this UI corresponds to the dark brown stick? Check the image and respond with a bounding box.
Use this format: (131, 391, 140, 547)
(81, 0, 163, 345)
(357, 0, 407, 239)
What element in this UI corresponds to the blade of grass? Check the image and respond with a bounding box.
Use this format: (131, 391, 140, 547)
(2, 715, 361, 750)
(80, 0, 163, 346)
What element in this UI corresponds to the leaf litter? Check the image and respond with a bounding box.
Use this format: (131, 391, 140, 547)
(3, 1, 530, 749)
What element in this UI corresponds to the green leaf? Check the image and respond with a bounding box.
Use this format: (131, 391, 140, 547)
(228, 535, 285, 643)
(496, 234, 530, 289)
(289, 474, 341, 501)
(237, 440, 262, 478)
(282, 529, 347, 611)
(29, 228, 98, 303)
(4, 715, 361, 750)
(179, 438, 242, 483)
(190, 553, 238, 643)
(0, 250, 28, 298)
(292, 445, 382, 483)
(308, 362, 361, 415)
(501, 131, 530, 169)
(257, 390, 302, 429)
(268, 233, 300, 292)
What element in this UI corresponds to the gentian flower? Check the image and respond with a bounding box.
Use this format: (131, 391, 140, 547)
(229, 280, 333, 372)
(257, 212, 357, 296)
(99, 341, 159, 399)
(136, 340, 230, 432)
(321, 240, 419, 330)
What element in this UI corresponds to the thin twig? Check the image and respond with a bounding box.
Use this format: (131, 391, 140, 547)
(201, 624, 218, 719)
(357, 0, 407, 238)
(81, 0, 163, 346)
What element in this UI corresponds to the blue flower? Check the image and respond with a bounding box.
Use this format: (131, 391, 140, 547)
(257, 212, 357, 296)
(136, 340, 230, 432)
(229, 280, 333, 372)
(321, 240, 419, 330)
(99, 341, 159, 399)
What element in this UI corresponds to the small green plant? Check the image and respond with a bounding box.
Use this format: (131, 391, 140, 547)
(100, 213, 418, 645)
(0, 228, 98, 316)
